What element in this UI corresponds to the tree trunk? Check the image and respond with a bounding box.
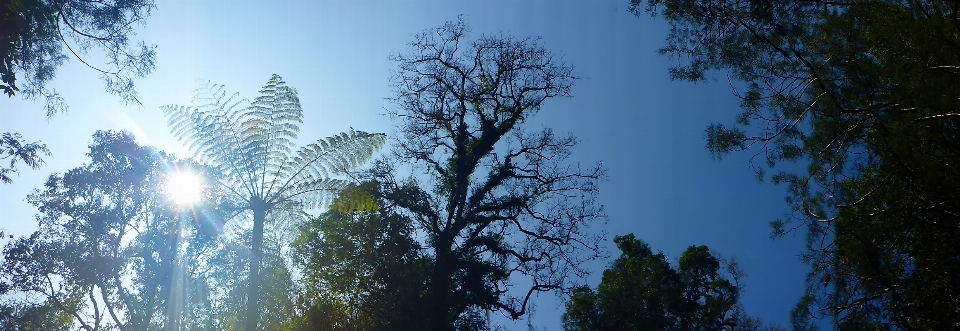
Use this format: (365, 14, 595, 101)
(246, 204, 266, 331)
(430, 243, 454, 331)
(430, 261, 449, 331)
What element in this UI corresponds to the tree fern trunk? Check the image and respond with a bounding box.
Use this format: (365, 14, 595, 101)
(246, 205, 266, 331)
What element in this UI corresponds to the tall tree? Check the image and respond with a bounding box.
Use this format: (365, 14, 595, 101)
(631, 0, 960, 328)
(2, 0, 156, 114)
(161, 74, 385, 331)
(0, 130, 217, 330)
(378, 19, 606, 330)
(562, 234, 778, 331)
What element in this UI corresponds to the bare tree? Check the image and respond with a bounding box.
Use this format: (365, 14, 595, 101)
(377, 18, 606, 330)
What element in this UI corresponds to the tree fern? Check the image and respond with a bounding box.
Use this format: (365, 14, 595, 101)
(161, 74, 385, 330)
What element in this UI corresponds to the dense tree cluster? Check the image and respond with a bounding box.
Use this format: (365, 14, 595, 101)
(563, 234, 783, 331)
(0, 131, 218, 330)
(291, 182, 431, 331)
(632, 0, 960, 328)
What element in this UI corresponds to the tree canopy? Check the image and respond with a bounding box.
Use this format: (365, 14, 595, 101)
(0, 130, 218, 330)
(562, 234, 772, 331)
(291, 182, 431, 331)
(632, 0, 960, 328)
(2, 0, 156, 191)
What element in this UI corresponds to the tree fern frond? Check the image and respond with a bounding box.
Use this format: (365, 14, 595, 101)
(266, 130, 386, 199)
(239, 75, 303, 185)
(162, 82, 261, 197)
(330, 184, 380, 213)
(165, 76, 386, 211)
(278, 178, 351, 209)
(162, 74, 385, 330)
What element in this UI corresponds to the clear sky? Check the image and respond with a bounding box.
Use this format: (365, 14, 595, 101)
(1, 1, 808, 329)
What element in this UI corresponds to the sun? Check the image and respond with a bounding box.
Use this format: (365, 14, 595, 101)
(167, 171, 203, 205)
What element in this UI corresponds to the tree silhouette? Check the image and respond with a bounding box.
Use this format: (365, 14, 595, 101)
(563, 234, 784, 331)
(379, 19, 605, 330)
(162, 74, 385, 331)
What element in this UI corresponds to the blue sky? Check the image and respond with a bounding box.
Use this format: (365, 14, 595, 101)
(1, 1, 808, 329)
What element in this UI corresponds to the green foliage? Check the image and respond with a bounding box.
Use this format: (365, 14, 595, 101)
(1, 0, 156, 115)
(633, 0, 960, 327)
(329, 183, 379, 213)
(563, 286, 604, 331)
(0, 301, 73, 331)
(162, 74, 385, 330)
(703, 124, 745, 161)
(563, 234, 773, 331)
(596, 235, 680, 331)
(292, 183, 431, 331)
(380, 18, 606, 330)
(200, 234, 298, 331)
(2, 0, 156, 186)
(0, 132, 49, 184)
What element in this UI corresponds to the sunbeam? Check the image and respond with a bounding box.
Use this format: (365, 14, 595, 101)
(167, 171, 204, 205)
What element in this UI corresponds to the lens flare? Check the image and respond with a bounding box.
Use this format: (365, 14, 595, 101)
(167, 171, 203, 205)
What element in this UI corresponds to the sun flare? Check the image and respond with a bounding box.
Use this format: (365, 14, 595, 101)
(167, 171, 203, 205)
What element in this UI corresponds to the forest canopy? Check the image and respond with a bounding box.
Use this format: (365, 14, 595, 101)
(632, 0, 960, 328)
(2, 2, 959, 329)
